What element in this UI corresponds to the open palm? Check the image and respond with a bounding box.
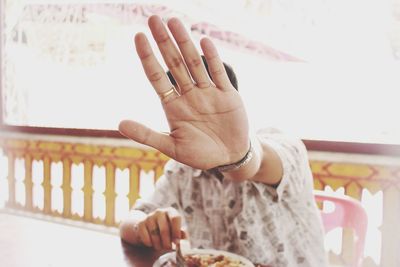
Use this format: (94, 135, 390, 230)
(119, 16, 249, 170)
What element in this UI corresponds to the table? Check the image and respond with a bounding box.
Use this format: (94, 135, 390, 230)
(0, 213, 167, 267)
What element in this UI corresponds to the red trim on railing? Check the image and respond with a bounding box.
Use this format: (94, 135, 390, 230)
(303, 139, 400, 156)
(0, 125, 124, 139)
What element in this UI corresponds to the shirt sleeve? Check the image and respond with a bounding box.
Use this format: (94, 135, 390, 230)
(254, 128, 313, 201)
(133, 160, 181, 214)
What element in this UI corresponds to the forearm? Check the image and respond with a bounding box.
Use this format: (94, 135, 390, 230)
(223, 136, 283, 185)
(119, 210, 147, 245)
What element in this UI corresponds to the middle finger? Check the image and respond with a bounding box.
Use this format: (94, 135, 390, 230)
(148, 15, 194, 94)
(146, 218, 162, 250)
(156, 212, 172, 249)
(167, 18, 211, 89)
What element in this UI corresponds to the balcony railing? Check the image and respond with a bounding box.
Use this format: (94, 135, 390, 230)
(0, 134, 399, 267)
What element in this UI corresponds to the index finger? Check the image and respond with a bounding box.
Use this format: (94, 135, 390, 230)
(167, 17, 211, 89)
(200, 37, 233, 91)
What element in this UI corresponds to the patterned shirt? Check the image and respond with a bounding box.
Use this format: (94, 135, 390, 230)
(134, 128, 328, 267)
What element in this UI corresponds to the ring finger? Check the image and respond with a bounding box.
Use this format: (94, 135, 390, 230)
(135, 33, 179, 104)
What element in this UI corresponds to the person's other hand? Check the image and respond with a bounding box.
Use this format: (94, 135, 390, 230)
(119, 15, 249, 170)
(137, 207, 186, 250)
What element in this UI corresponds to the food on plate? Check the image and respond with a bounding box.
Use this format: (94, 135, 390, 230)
(154, 248, 255, 267)
(161, 253, 247, 267)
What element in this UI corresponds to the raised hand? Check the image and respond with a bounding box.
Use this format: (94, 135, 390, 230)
(119, 15, 249, 170)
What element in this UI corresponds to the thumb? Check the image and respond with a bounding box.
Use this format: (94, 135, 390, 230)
(119, 120, 175, 156)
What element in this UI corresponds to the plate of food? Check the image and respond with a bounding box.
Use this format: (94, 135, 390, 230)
(153, 248, 255, 267)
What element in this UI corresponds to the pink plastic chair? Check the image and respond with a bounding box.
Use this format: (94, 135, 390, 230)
(314, 190, 368, 267)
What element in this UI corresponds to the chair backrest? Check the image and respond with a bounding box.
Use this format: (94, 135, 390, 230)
(314, 190, 368, 267)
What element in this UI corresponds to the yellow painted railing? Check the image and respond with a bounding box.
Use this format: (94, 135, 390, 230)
(0, 136, 168, 226)
(0, 135, 399, 267)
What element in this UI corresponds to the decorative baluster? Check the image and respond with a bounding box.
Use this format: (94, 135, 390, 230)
(24, 155, 33, 211)
(310, 161, 326, 197)
(92, 165, 106, 223)
(105, 162, 116, 226)
(128, 164, 140, 208)
(154, 164, 164, 182)
(381, 186, 400, 267)
(6, 153, 16, 208)
(43, 157, 52, 214)
(71, 163, 84, 219)
(83, 160, 94, 222)
(62, 158, 72, 218)
(343, 182, 363, 266)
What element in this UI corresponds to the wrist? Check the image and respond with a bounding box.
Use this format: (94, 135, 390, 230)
(212, 137, 263, 181)
(215, 141, 253, 173)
